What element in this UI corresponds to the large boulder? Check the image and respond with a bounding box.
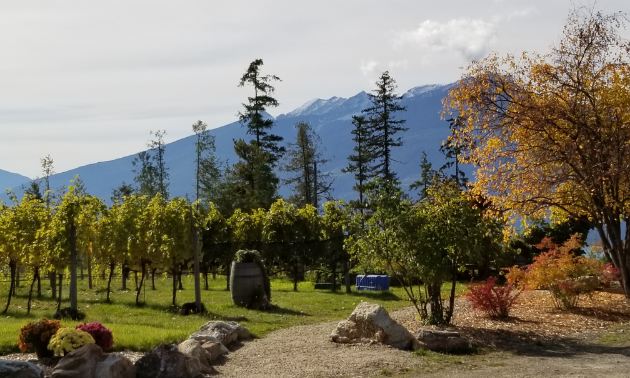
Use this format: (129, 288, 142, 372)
(0, 360, 44, 378)
(50, 344, 135, 378)
(93, 354, 135, 378)
(177, 339, 215, 374)
(415, 329, 470, 352)
(331, 302, 420, 350)
(135, 343, 201, 378)
(189, 321, 249, 346)
(201, 341, 229, 362)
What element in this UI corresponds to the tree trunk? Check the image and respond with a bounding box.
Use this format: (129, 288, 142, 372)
(2, 261, 17, 314)
(427, 282, 444, 325)
(57, 273, 63, 311)
(595, 217, 630, 298)
(343, 253, 351, 293)
(37, 270, 41, 298)
(332, 262, 337, 293)
(122, 265, 129, 290)
(50, 271, 57, 299)
(136, 263, 147, 305)
(134, 271, 138, 291)
(151, 268, 157, 290)
(106, 263, 115, 303)
(446, 264, 458, 324)
(70, 221, 78, 312)
(172, 267, 178, 306)
(87, 254, 93, 289)
(178, 267, 184, 290)
(293, 263, 299, 292)
(192, 210, 202, 313)
(225, 263, 230, 291)
(27, 267, 39, 314)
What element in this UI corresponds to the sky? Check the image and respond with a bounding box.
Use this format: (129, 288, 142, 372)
(1, 0, 628, 179)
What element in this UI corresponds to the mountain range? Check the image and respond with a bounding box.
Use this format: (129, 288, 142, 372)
(1, 83, 469, 205)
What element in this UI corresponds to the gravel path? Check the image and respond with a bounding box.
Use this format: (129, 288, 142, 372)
(213, 321, 423, 378)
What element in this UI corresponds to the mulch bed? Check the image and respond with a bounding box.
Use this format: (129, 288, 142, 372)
(392, 290, 630, 349)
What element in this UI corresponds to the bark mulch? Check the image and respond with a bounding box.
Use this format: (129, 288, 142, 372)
(391, 290, 630, 350)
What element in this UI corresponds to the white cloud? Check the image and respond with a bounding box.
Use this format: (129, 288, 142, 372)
(388, 60, 409, 70)
(360, 60, 379, 76)
(394, 18, 498, 61)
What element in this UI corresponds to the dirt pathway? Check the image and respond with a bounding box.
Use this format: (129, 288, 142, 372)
(214, 310, 630, 378)
(213, 321, 424, 378)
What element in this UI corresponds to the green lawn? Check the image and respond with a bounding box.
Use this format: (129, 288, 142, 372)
(0, 274, 453, 355)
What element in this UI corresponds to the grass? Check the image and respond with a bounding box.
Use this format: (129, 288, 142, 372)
(600, 323, 630, 344)
(0, 274, 437, 355)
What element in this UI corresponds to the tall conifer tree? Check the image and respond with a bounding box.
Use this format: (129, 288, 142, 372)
(283, 122, 333, 208)
(237, 59, 284, 164)
(362, 71, 408, 183)
(192, 120, 222, 204)
(223, 59, 283, 212)
(343, 115, 373, 211)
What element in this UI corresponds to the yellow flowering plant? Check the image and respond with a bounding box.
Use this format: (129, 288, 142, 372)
(47, 327, 95, 355)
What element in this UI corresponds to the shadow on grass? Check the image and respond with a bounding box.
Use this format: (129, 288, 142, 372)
(268, 305, 310, 317)
(203, 312, 249, 322)
(324, 290, 401, 301)
(100, 299, 181, 314)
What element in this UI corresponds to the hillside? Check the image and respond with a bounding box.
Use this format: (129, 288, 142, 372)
(3, 83, 467, 204)
(0, 169, 30, 193)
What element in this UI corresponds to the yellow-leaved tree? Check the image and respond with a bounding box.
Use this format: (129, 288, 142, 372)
(444, 7, 630, 296)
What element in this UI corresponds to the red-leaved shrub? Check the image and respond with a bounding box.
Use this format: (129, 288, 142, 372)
(465, 276, 522, 318)
(75, 322, 113, 352)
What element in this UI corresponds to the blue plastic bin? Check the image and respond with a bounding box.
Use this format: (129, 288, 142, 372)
(356, 275, 389, 291)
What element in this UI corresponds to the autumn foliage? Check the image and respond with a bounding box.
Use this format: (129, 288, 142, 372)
(444, 7, 630, 298)
(465, 276, 521, 318)
(505, 235, 620, 309)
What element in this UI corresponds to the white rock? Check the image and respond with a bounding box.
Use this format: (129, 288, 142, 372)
(177, 339, 214, 374)
(331, 302, 420, 350)
(189, 321, 249, 346)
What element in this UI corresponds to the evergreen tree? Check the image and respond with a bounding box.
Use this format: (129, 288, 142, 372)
(111, 182, 134, 203)
(362, 71, 408, 183)
(148, 130, 169, 198)
(238, 59, 285, 165)
(223, 59, 283, 212)
(219, 139, 279, 213)
(282, 122, 333, 208)
(409, 151, 437, 199)
(192, 120, 222, 204)
(40, 154, 55, 195)
(439, 117, 468, 188)
(23, 181, 43, 201)
(342, 115, 374, 211)
(132, 151, 158, 198)
(132, 130, 169, 199)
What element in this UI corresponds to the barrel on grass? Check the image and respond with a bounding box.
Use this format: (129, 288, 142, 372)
(230, 261, 264, 307)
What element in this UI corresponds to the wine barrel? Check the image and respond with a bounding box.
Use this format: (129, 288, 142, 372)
(230, 262, 264, 307)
